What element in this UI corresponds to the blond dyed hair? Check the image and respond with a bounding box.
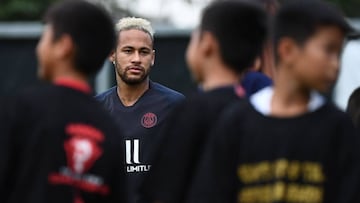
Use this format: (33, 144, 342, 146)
(115, 17, 154, 41)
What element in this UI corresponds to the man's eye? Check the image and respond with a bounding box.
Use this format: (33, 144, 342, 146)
(123, 49, 132, 54)
(140, 50, 150, 55)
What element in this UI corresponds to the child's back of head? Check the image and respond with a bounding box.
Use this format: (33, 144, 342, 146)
(200, 0, 268, 74)
(43, 0, 115, 77)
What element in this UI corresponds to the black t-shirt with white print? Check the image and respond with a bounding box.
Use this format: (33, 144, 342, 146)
(95, 81, 185, 203)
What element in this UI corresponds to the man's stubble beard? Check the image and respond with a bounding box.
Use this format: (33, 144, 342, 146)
(115, 63, 150, 85)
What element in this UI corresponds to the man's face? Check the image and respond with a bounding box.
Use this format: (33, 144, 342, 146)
(36, 25, 56, 81)
(292, 26, 345, 92)
(113, 29, 155, 85)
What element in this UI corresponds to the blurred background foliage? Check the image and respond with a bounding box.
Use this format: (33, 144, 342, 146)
(0, 0, 59, 21)
(277, 0, 360, 17)
(328, 0, 360, 17)
(0, 0, 359, 21)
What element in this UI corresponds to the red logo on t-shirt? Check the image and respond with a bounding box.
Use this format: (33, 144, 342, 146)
(64, 137, 102, 174)
(141, 112, 158, 128)
(48, 123, 110, 200)
(64, 124, 104, 174)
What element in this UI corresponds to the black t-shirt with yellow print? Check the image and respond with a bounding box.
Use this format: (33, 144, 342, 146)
(188, 88, 360, 203)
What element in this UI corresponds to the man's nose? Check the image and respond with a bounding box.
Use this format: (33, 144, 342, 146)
(131, 51, 141, 63)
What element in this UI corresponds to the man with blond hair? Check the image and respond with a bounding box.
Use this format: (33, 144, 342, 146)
(95, 17, 184, 203)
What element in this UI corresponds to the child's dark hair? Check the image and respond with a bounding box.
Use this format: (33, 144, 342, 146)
(254, 0, 279, 14)
(44, 0, 115, 76)
(273, 0, 353, 62)
(200, 0, 268, 74)
(347, 87, 360, 127)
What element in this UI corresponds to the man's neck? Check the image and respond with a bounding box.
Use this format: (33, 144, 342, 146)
(270, 66, 311, 117)
(117, 78, 150, 107)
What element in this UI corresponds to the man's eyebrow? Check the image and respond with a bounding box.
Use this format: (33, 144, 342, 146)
(120, 46, 134, 49)
(120, 46, 152, 50)
(140, 47, 152, 50)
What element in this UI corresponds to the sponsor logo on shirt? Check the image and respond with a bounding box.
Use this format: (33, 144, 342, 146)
(125, 139, 151, 173)
(141, 112, 157, 128)
(238, 159, 325, 202)
(48, 123, 110, 200)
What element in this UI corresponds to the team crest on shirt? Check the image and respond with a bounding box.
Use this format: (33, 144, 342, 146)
(141, 112, 158, 128)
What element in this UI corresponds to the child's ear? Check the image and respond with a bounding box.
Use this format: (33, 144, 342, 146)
(54, 34, 74, 59)
(251, 57, 262, 71)
(277, 37, 299, 66)
(199, 31, 218, 58)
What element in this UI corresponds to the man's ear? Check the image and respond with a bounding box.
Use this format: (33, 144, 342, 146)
(277, 37, 300, 66)
(151, 50, 155, 66)
(109, 50, 116, 65)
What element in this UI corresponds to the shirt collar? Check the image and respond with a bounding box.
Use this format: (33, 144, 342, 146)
(54, 77, 91, 94)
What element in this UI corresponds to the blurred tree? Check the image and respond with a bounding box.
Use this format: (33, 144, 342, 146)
(278, 0, 360, 17)
(0, 0, 129, 21)
(87, 0, 131, 21)
(326, 0, 360, 17)
(0, 0, 60, 21)
(0, 0, 359, 21)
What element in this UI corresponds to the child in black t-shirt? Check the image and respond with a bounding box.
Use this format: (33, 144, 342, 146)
(190, 0, 360, 202)
(140, 1, 268, 203)
(0, 1, 125, 202)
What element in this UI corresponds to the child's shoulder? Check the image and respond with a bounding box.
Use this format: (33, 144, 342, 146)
(320, 102, 353, 122)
